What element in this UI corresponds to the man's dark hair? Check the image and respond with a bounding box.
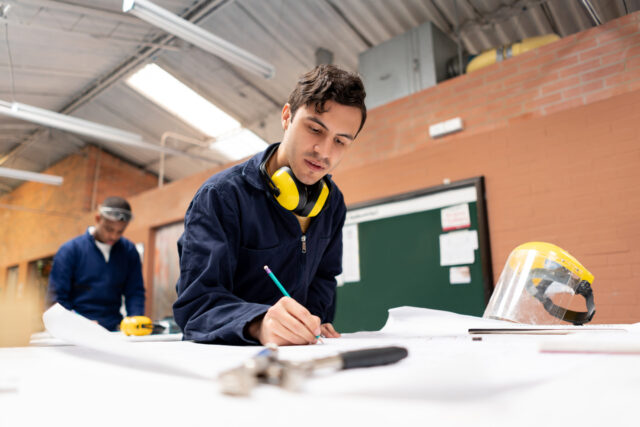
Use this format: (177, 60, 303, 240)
(287, 65, 367, 135)
(101, 196, 131, 212)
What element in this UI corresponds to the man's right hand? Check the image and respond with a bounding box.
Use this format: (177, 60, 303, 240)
(247, 297, 321, 345)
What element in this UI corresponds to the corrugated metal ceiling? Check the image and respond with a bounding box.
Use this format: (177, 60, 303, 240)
(0, 0, 638, 195)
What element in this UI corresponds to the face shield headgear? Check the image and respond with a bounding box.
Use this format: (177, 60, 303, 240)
(98, 206, 133, 222)
(483, 242, 595, 325)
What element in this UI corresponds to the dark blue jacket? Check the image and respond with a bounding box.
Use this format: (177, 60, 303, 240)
(174, 144, 346, 345)
(48, 230, 146, 331)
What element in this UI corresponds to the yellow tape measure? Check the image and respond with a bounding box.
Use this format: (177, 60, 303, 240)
(120, 316, 153, 336)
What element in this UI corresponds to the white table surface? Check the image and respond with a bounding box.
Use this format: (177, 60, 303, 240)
(2, 306, 640, 427)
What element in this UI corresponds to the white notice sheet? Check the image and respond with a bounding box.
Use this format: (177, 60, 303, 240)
(439, 229, 478, 266)
(340, 224, 361, 283)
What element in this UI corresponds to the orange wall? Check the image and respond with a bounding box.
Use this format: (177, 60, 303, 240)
(2, 12, 639, 323)
(334, 89, 640, 324)
(329, 11, 640, 323)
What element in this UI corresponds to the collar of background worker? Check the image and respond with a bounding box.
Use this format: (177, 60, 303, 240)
(88, 227, 113, 262)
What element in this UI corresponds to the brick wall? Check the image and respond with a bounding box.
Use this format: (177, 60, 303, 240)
(341, 11, 640, 170)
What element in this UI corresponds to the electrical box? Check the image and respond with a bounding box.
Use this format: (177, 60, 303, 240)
(358, 21, 458, 109)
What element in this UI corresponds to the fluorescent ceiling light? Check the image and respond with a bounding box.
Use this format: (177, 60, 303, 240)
(0, 167, 63, 186)
(122, 0, 275, 79)
(126, 64, 239, 137)
(0, 99, 214, 161)
(127, 64, 268, 161)
(209, 129, 268, 161)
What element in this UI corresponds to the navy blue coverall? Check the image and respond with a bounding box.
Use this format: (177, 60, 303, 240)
(48, 230, 145, 331)
(173, 144, 346, 344)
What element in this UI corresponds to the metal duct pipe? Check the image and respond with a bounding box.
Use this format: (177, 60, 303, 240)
(580, 0, 603, 26)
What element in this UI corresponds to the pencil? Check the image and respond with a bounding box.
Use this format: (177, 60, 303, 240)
(263, 265, 321, 341)
(263, 265, 290, 297)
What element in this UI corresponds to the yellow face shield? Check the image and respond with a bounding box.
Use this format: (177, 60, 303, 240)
(484, 242, 595, 325)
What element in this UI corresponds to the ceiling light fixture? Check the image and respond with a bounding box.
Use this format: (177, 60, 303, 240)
(122, 0, 275, 79)
(0, 167, 63, 186)
(0, 100, 216, 161)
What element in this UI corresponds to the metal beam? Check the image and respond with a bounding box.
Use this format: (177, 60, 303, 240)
(10, 0, 141, 25)
(579, 0, 603, 25)
(0, 16, 182, 51)
(0, 0, 231, 167)
(0, 63, 94, 79)
(454, 0, 551, 37)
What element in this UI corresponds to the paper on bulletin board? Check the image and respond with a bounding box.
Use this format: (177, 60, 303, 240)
(450, 266, 471, 284)
(339, 224, 361, 284)
(441, 203, 471, 231)
(439, 230, 478, 266)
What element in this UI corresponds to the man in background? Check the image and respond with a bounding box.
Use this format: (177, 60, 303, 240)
(48, 196, 145, 331)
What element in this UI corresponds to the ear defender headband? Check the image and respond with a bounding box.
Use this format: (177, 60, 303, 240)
(259, 145, 330, 217)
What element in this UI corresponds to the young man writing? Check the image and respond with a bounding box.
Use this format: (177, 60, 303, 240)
(174, 65, 367, 345)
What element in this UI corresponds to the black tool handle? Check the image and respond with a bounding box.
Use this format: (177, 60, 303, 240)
(340, 346, 408, 370)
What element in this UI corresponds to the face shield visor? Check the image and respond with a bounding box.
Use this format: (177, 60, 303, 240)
(483, 242, 595, 325)
(99, 206, 133, 222)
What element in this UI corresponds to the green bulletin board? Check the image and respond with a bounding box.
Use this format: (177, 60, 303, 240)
(333, 177, 493, 333)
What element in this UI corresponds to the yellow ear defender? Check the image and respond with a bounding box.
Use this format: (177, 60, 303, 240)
(260, 144, 330, 217)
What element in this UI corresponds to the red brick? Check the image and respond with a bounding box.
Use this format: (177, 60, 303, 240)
(541, 76, 581, 95)
(524, 92, 562, 111)
(596, 22, 640, 44)
(503, 89, 539, 108)
(609, 11, 639, 27)
(516, 50, 557, 69)
(605, 68, 640, 86)
(600, 49, 632, 65)
(558, 58, 601, 78)
(507, 111, 539, 124)
(446, 76, 485, 94)
(520, 71, 560, 91)
(485, 65, 520, 82)
(624, 44, 640, 59)
(554, 38, 598, 59)
(629, 55, 640, 69)
(627, 79, 640, 92)
(543, 97, 585, 115)
(503, 68, 542, 88)
(562, 80, 604, 99)
(580, 39, 634, 62)
(584, 85, 630, 103)
(581, 62, 625, 82)
(546, 55, 579, 71)
(499, 103, 524, 119)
